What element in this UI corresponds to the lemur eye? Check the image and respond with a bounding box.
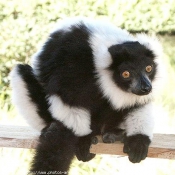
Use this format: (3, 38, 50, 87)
(145, 65, 152, 73)
(122, 71, 130, 78)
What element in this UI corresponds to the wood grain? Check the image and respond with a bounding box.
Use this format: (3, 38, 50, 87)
(90, 134, 175, 159)
(0, 125, 175, 159)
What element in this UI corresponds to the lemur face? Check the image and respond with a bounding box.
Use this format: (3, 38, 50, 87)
(108, 41, 157, 96)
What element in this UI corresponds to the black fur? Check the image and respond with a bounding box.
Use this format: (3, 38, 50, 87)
(17, 64, 54, 124)
(123, 134, 151, 163)
(37, 24, 97, 109)
(102, 129, 124, 143)
(108, 42, 157, 95)
(76, 134, 96, 162)
(30, 121, 78, 173)
(11, 20, 159, 173)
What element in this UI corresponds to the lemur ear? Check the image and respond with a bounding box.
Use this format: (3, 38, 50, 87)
(108, 41, 141, 57)
(108, 41, 140, 58)
(108, 44, 128, 58)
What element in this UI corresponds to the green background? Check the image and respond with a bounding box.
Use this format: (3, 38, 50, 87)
(0, 0, 175, 175)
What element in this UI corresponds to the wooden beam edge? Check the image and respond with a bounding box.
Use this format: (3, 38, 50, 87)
(0, 125, 175, 159)
(90, 135, 175, 160)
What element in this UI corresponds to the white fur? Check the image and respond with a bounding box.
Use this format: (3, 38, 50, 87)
(51, 17, 135, 70)
(88, 24, 135, 69)
(96, 69, 153, 109)
(88, 24, 162, 109)
(52, 17, 136, 70)
(51, 16, 85, 33)
(124, 103, 154, 139)
(48, 95, 92, 136)
(136, 33, 162, 58)
(10, 66, 46, 131)
(29, 17, 162, 134)
(78, 18, 154, 109)
(31, 49, 42, 76)
(51, 17, 125, 35)
(32, 18, 162, 108)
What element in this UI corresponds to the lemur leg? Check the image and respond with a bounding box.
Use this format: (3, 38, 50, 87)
(123, 103, 154, 163)
(75, 134, 96, 162)
(10, 64, 53, 130)
(30, 121, 78, 173)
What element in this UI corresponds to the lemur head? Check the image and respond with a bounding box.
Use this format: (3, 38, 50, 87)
(108, 41, 157, 96)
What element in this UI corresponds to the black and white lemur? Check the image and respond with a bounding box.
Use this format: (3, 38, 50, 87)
(10, 17, 162, 173)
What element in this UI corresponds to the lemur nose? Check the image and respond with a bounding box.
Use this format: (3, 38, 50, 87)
(141, 85, 152, 93)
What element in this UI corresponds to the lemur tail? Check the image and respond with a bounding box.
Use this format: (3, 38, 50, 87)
(10, 64, 54, 131)
(30, 121, 78, 174)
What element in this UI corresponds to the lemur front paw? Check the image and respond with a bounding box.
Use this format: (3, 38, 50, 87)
(75, 135, 96, 162)
(123, 134, 151, 163)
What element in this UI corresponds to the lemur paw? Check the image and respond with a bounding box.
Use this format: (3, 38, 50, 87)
(123, 134, 151, 163)
(75, 135, 96, 162)
(41, 122, 57, 136)
(102, 130, 124, 143)
(40, 122, 64, 143)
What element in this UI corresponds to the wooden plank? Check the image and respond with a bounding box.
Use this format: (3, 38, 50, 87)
(0, 125, 175, 159)
(90, 135, 175, 159)
(0, 125, 39, 149)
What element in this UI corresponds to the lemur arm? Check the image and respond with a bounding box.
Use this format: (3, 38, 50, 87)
(123, 103, 154, 163)
(100, 103, 154, 163)
(124, 103, 154, 140)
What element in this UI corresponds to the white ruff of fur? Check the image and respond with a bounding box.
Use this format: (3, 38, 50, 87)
(89, 26, 162, 109)
(48, 95, 92, 136)
(96, 69, 152, 109)
(124, 103, 154, 139)
(10, 66, 46, 131)
(136, 33, 162, 59)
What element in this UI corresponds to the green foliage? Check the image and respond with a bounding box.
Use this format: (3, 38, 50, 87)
(1, 0, 175, 33)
